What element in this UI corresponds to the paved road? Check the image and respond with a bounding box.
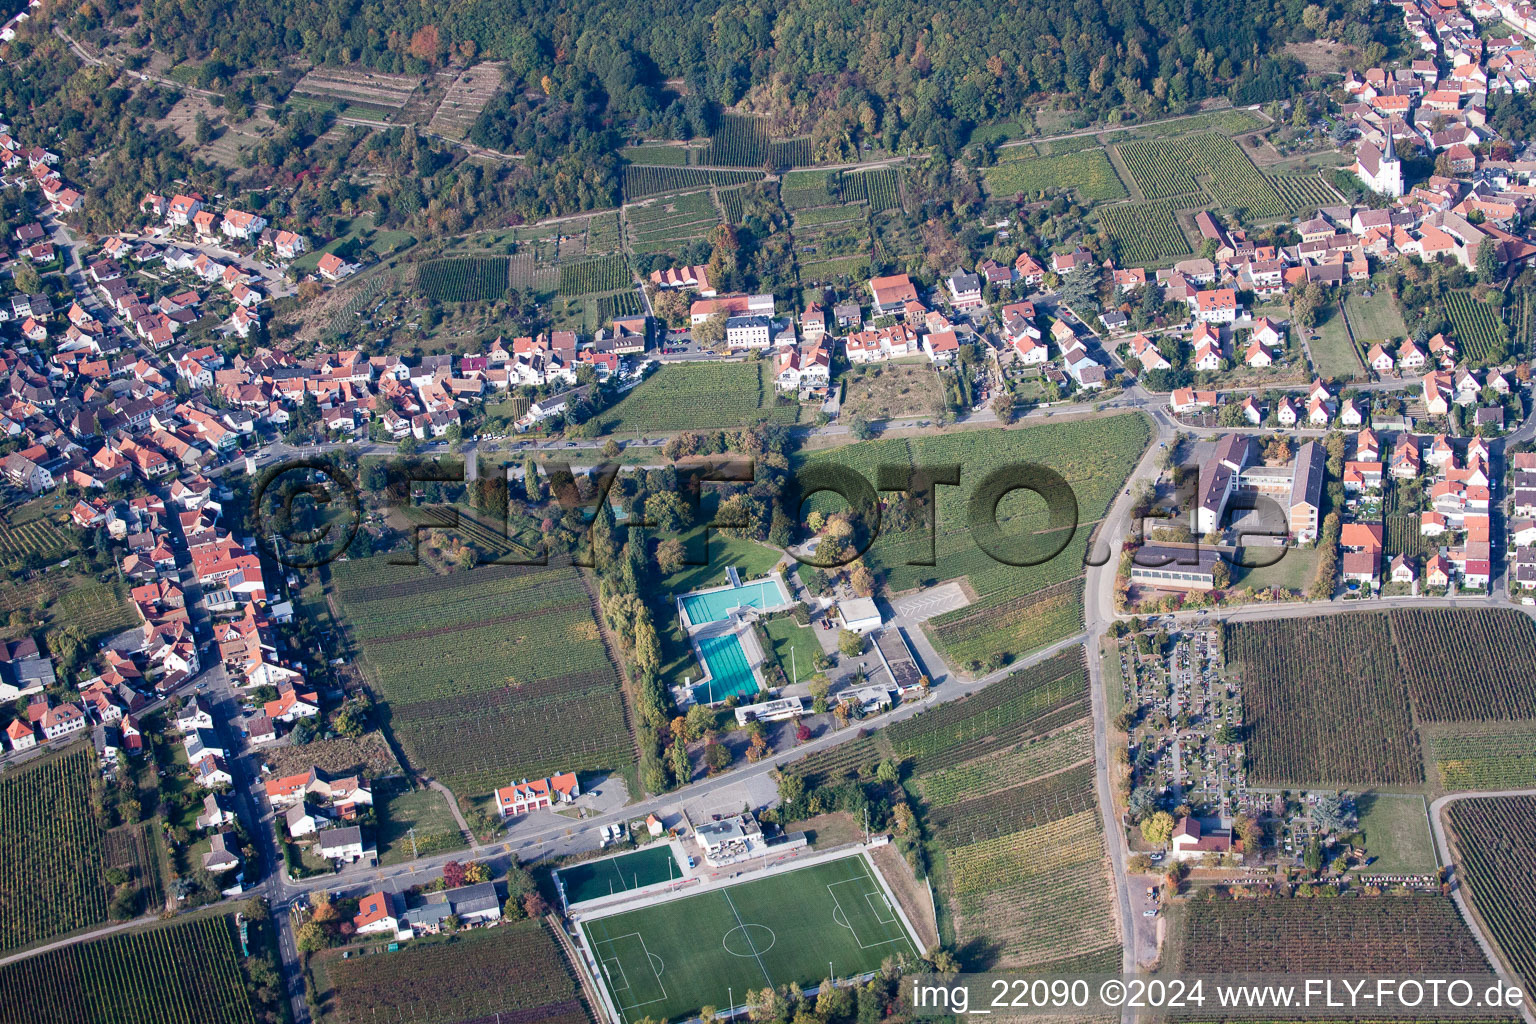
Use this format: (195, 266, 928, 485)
(1426, 789, 1536, 1024)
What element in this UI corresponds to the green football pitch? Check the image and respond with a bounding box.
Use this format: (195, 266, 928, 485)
(580, 854, 918, 1022)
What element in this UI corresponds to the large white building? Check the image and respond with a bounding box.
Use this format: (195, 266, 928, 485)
(1355, 136, 1404, 198)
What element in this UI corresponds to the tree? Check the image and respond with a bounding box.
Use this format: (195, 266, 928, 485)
(1232, 813, 1262, 852)
(992, 392, 1016, 423)
(704, 741, 732, 773)
(442, 860, 466, 889)
(694, 311, 729, 347)
(838, 630, 864, 658)
(849, 563, 876, 597)
(671, 736, 691, 783)
(847, 415, 873, 441)
(655, 538, 686, 575)
(1477, 237, 1502, 284)
(684, 703, 714, 740)
(1311, 791, 1350, 831)
(295, 921, 327, 953)
(1303, 837, 1324, 874)
(645, 492, 691, 535)
(1211, 560, 1230, 589)
(1141, 810, 1176, 845)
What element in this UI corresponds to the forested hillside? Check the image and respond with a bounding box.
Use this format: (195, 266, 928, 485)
(97, 0, 1395, 154)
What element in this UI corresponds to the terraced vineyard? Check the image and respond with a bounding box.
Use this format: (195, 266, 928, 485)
(596, 362, 798, 432)
(0, 516, 72, 566)
(0, 914, 258, 1024)
(1096, 200, 1192, 265)
(622, 165, 761, 198)
(697, 114, 811, 168)
(1448, 796, 1536, 994)
(557, 254, 630, 296)
(331, 559, 633, 796)
(417, 256, 508, 302)
(0, 745, 109, 952)
(780, 169, 839, 209)
(844, 168, 904, 212)
(1443, 290, 1506, 363)
(1118, 133, 1285, 217)
(982, 147, 1127, 202)
(624, 190, 722, 255)
(1267, 173, 1339, 214)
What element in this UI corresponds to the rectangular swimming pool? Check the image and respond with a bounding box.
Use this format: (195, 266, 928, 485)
(680, 577, 789, 625)
(693, 633, 759, 704)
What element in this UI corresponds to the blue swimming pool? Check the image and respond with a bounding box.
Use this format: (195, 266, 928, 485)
(692, 633, 759, 704)
(679, 577, 789, 624)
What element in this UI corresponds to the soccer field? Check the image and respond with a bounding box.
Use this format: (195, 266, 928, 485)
(580, 854, 918, 1022)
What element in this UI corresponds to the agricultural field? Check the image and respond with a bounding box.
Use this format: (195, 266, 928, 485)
(982, 147, 1128, 202)
(1095, 200, 1192, 265)
(799, 415, 1149, 601)
(317, 919, 587, 1024)
(330, 559, 633, 797)
(622, 166, 761, 199)
(0, 914, 259, 1024)
(1223, 615, 1422, 786)
(928, 762, 1098, 846)
(417, 256, 509, 303)
(557, 254, 631, 296)
(622, 143, 691, 165)
(697, 114, 812, 168)
(595, 362, 799, 433)
(426, 62, 505, 140)
(624, 189, 721, 256)
(917, 722, 1093, 808)
(1448, 796, 1536, 994)
(580, 854, 916, 1023)
(1430, 727, 1536, 790)
(1443, 290, 1506, 364)
(1117, 132, 1286, 217)
(0, 514, 72, 567)
(0, 745, 109, 953)
(780, 169, 841, 209)
(843, 168, 904, 213)
(926, 577, 1085, 670)
(1170, 895, 1488, 974)
(1266, 172, 1341, 215)
(0, 575, 139, 642)
(1388, 608, 1536, 722)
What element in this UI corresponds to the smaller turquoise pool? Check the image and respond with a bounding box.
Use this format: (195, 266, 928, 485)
(680, 577, 788, 624)
(692, 633, 759, 704)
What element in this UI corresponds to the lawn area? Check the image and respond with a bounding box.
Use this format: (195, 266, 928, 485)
(291, 215, 415, 273)
(1344, 291, 1408, 344)
(1310, 301, 1364, 381)
(763, 615, 822, 685)
(1354, 792, 1437, 874)
(579, 853, 916, 1022)
(376, 783, 468, 866)
(1232, 543, 1320, 595)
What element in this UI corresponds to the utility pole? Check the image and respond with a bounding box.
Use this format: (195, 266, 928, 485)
(407, 826, 418, 860)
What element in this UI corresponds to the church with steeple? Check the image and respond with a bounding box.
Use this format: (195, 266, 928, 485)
(1354, 129, 1404, 198)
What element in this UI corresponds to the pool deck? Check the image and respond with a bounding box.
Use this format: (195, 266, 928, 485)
(675, 570, 794, 633)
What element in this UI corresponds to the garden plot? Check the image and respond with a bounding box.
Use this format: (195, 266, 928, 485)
(427, 62, 505, 140)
